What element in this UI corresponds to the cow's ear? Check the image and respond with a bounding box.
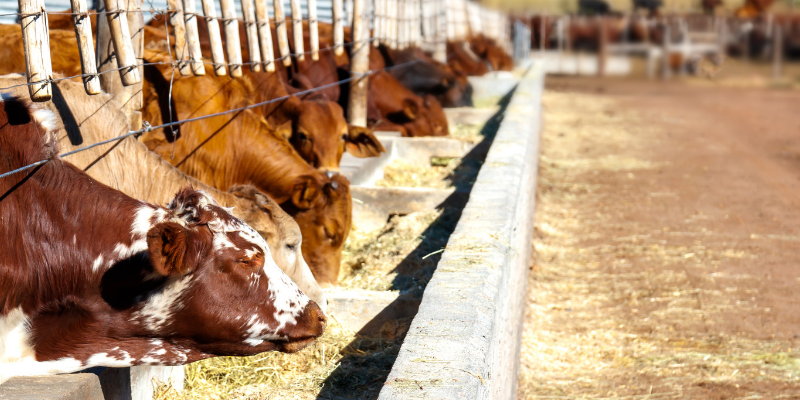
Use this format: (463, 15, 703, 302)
(147, 222, 193, 276)
(402, 99, 419, 121)
(346, 125, 386, 158)
(291, 175, 320, 210)
(276, 120, 293, 142)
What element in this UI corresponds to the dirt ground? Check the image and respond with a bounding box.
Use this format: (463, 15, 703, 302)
(518, 76, 800, 399)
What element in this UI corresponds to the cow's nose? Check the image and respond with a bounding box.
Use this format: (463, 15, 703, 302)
(309, 301, 328, 331)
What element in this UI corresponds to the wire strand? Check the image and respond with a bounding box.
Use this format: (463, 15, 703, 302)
(0, 58, 424, 181)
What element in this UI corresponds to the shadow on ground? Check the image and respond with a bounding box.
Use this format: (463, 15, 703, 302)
(315, 87, 517, 400)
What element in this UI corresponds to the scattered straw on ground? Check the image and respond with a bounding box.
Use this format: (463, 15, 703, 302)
(518, 91, 800, 399)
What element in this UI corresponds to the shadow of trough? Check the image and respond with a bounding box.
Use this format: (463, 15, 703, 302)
(315, 87, 517, 400)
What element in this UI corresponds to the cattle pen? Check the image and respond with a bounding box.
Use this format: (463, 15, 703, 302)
(0, 0, 541, 395)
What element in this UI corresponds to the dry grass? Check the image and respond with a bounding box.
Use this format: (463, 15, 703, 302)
(375, 158, 459, 188)
(518, 91, 800, 399)
(449, 123, 486, 144)
(339, 210, 444, 291)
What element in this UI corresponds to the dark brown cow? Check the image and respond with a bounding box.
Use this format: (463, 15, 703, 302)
(0, 96, 325, 383)
(377, 46, 473, 107)
(278, 22, 450, 137)
(140, 56, 351, 286)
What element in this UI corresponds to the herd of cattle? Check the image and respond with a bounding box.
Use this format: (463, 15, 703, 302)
(526, 3, 800, 61)
(0, 13, 512, 384)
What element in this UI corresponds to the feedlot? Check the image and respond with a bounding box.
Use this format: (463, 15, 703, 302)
(519, 77, 800, 399)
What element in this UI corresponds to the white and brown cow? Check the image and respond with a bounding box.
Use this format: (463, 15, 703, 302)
(0, 74, 326, 311)
(0, 96, 326, 383)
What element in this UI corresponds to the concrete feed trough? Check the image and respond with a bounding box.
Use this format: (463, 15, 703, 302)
(379, 63, 544, 399)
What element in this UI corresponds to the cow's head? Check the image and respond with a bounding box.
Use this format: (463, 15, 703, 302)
(228, 184, 327, 312)
(400, 95, 449, 137)
(278, 99, 384, 172)
(133, 188, 326, 355)
(282, 173, 352, 287)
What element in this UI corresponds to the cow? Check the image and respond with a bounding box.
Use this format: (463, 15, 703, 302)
(0, 52, 327, 307)
(0, 25, 83, 78)
(469, 35, 514, 71)
(277, 22, 451, 136)
(447, 41, 491, 76)
(139, 57, 351, 286)
(377, 45, 474, 107)
(0, 95, 325, 383)
(143, 25, 384, 173)
(579, 0, 612, 15)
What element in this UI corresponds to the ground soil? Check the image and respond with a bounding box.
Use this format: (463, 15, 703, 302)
(518, 76, 800, 399)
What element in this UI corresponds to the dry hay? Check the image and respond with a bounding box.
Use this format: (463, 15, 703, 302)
(154, 316, 403, 400)
(339, 209, 444, 291)
(518, 91, 800, 399)
(449, 123, 485, 144)
(375, 158, 458, 189)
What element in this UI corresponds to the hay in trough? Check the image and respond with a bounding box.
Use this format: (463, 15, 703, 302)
(375, 159, 458, 189)
(340, 209, 443, 291)
(449, 123, 485, 144)
(153, 316, 403, 400)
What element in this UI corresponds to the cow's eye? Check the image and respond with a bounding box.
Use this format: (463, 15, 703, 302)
(237, 255, 263, 269)
(286, 243, 298, 251)
(297, 132, 308, 141)
(341, 133, 347, 141)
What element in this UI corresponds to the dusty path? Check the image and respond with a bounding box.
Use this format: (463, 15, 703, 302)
(518, 77, 800, 399)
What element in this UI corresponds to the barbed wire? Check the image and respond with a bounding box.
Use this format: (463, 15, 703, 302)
(0, 57, 423, 181)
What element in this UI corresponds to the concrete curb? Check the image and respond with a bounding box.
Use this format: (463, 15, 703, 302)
(377, 61, 544, 400)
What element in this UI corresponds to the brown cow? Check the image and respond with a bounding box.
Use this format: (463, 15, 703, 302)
(139, 56, 351, 286)
(0, 96, 325, 382)
(143, 25, 384, 172)
(276, 22, 450, 137)
(0, 47, 327, 307)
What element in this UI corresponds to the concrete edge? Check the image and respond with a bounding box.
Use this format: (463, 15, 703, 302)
(377, 61, 545, 400)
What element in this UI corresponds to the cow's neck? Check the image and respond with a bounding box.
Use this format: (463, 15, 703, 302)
(0, 158, 185, 378)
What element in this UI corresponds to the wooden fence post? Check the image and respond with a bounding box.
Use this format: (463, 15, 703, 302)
(18, 0, 52, 102)
(166, 0, 191, 75)
(290, 0, 305, 62)
(773, 21, 783, 79)
(254, 0, 275, 71)
(373, 0, 382, 46)
(386, 0, 396, 49)
(70, 0, 101, 94)
(333, 0, 344, 55)
(432, 0, 445, 62)
(241, 0, 263, 72)
(274, 0, 292, 66)
(201, 0, 227, 75)
(348, 0, 369, 127)
(182, 0, 206, 75)
(661, 24, 671, 80)
(97, 0, 141, 86)
(597, 17, 607, 77)
(219, 0, 243, 76)
(308, 0, 320, 59)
